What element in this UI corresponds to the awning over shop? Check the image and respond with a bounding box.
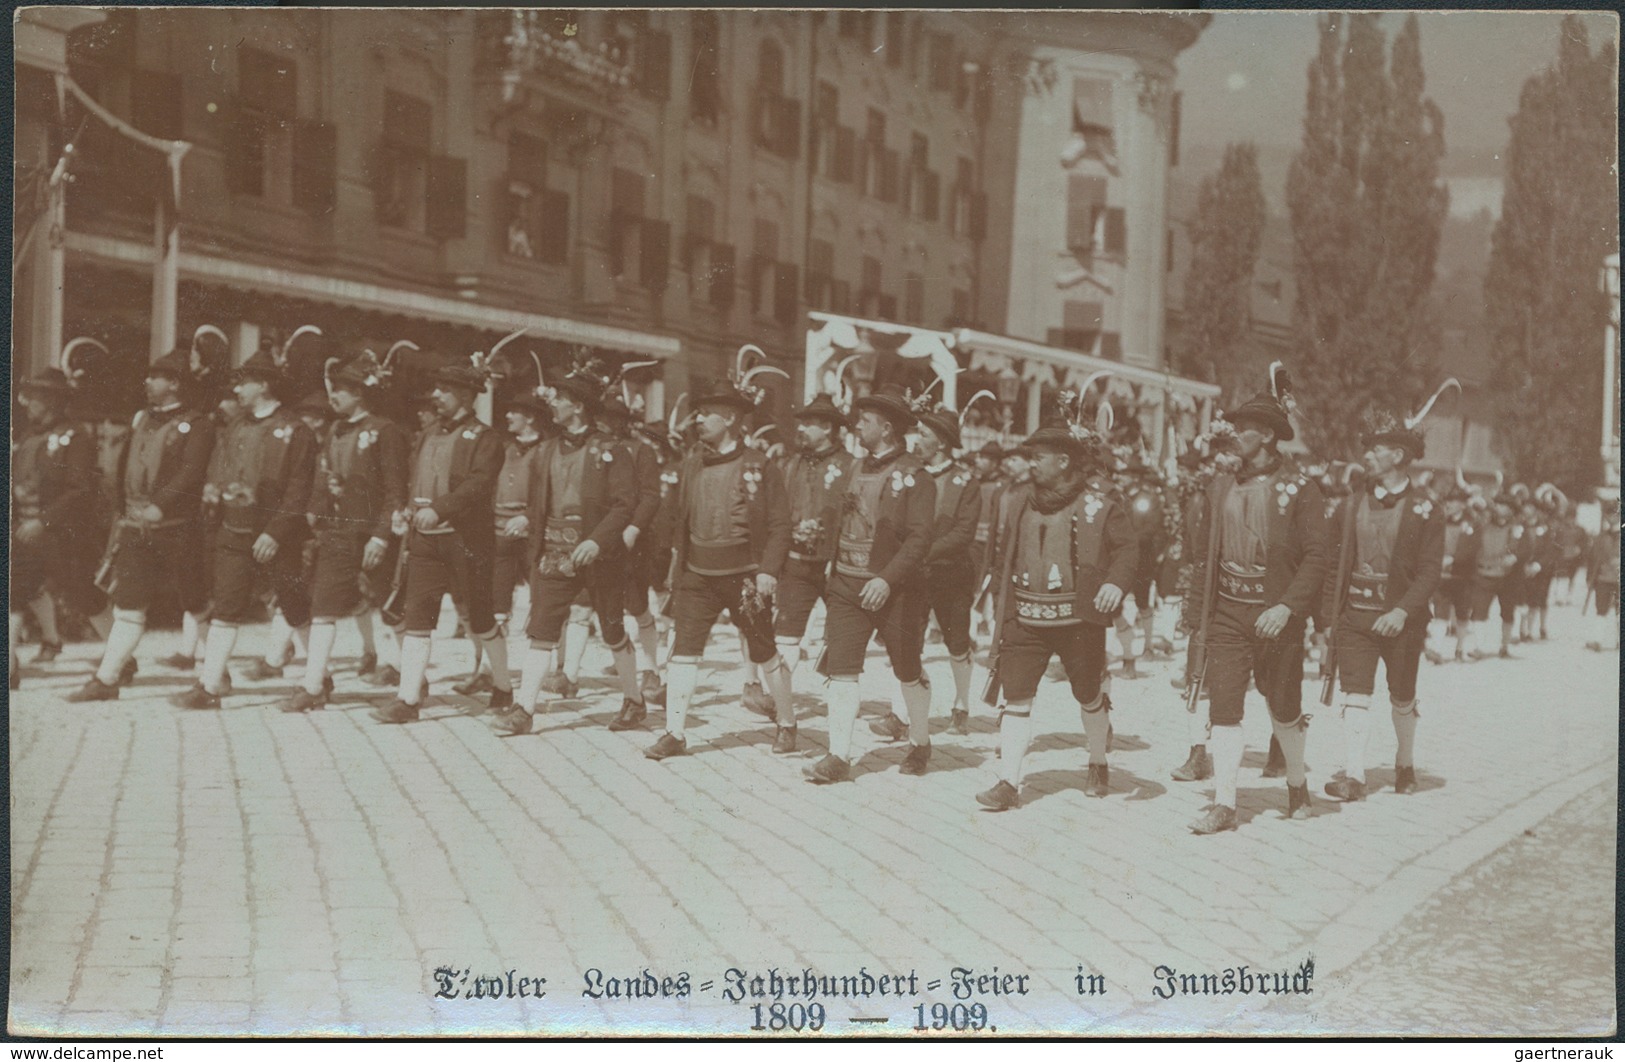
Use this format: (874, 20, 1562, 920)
(63, 231, 682, 359)
(953, 328, 1220, 402)
(804, 311, 959, 407)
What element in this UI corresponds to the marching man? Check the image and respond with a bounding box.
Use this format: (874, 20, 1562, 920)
(1321, 386, 1452, 801)
(1184, 365, 1329, 835)
(371, 356, 503, 724)
(174, 339, 319, 710)
(768, 390, 856, 710)
(645, 350, 794, 759)
(891, 391, 992, 736)
(69, 349, 218, 702)
(804, 384, 937, 784)
(487, 359, 640, 737)
(280, 352, 409, 713)
(975, 390, 1137, 811)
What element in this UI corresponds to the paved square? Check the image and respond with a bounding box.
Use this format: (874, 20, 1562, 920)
(9, 606, 1616, 1036)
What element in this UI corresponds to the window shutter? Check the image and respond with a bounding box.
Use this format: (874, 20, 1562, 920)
(639, 29, 672, 101)
(831, 279, 851, 314)
(878, 149, 899, 203)
(781, 97, 801, 158)
(238, 46, 297, 121)
(1169, 91, 1182, 167)
(292, 120, 338, 216)
(877, 294, 898, 321)
(710, 242, 736, 308)
(834, 126, 855, 184)
(509, 133, 546, 183)
(969, 191, 987, 242)
(640, 218, 671, 292)
(225, 101, 265, 197)
(1104, 207, 1127, 256)
(538, 189, 571, 264)
(923, 171, 940, 222)
(774, 263, 799, 325)
(426, 155, 467, 239)
(1098, 332, 1122, 361)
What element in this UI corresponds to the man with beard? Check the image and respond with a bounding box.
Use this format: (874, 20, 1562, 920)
(1185, 366, 1329, 835)
(975, 403, 1136, 811)
(279, 354, 408, 713)
(487, 362, 639, 736)
(762, 392, 855, 717)
(173, 346, 318, 710)
(370, 359, 503, 724)
(1321, 392, 1449, 801)
(68, 350, 217, 702)
(644, 356, 794, 759)
(804, 385, 937, 783)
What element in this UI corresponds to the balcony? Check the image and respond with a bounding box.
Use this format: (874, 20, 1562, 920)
(482, 11, 632, 108)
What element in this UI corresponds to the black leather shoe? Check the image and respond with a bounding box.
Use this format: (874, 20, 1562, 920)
(1286, 782, 1313, 819)
(541, 672, 580, 699)
(453, 672, 494, 697)
(357, 652, 378, 678)
(741, 681, 775, 719)
(868, 714, 908, 741)
(35, 641, 62, 664)
(899, 742, 931, 776)
(485, 687, 515, 713)
(640, 670, 666, 707)
(771, 725, 798, 755)
(1171, 746, 1213, 782)
(644, 731, 687, 761)
(243, 658, 286, 682)
(1086, 762, 1110, 798)
(803, 754, 850, 784)
(976, 780, 1020, 811)
(607, 697, 648, 732)
(1190, 805, 1237, 834)
(118, 658, 139, 686)
(371, 665, 401, 688)
(370, 699, 420, 725)
(1323, 776, 1366, 802)
(488, 707, 533, 737)
(1393, 766, 1418, 795)
(66, 676, 120, 702)
(158, 653, 196, 671)
(278, 688, 329, 714)
(172, 683, 222, 711)
(950, 709, 970, 735)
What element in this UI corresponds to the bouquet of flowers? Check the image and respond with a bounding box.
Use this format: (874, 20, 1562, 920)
(792, 517, 824, 552)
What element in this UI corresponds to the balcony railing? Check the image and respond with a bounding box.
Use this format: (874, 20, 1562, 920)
(488, 11, 632, 104)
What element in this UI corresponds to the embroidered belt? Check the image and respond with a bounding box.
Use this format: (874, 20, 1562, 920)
(1014, 590, 1081, 627)
(1348, 572, 1388, 612)
(538, 517, 583, 576)
(1217, 562, 1267, 605)
(836, 540, 874, 576)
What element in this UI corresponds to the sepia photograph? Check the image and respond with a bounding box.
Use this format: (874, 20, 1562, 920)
(8, 5, 1620, 1039)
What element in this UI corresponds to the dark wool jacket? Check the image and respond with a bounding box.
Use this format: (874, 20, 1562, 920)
(1323, 488, 1446, 630)
(669, 442, 791, 580)
(1441, 513, 1482, 582)
(923, 460, 983, 570)
(1186, 460, 1330, 629)
(410, 413, 504, 546)
(626, 432, 663, 534)
(525, 428, 636, 576)
(834, 447, 936, 589)
(14, 418, 100, 535)
(311, 412, 410, 541)
(778, 445, 858, 564)
(118, 404, 218, 527)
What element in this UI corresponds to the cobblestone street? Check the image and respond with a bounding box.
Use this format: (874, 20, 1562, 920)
(9, 603, 1617, 1037)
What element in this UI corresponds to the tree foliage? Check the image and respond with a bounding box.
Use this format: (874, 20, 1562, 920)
(1485, 16, 1618, 493)
(1177, 142, 1267, 403)
(1285, 14, 1449, 459)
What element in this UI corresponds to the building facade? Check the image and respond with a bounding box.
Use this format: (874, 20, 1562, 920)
(15, 9, 1207, 428)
